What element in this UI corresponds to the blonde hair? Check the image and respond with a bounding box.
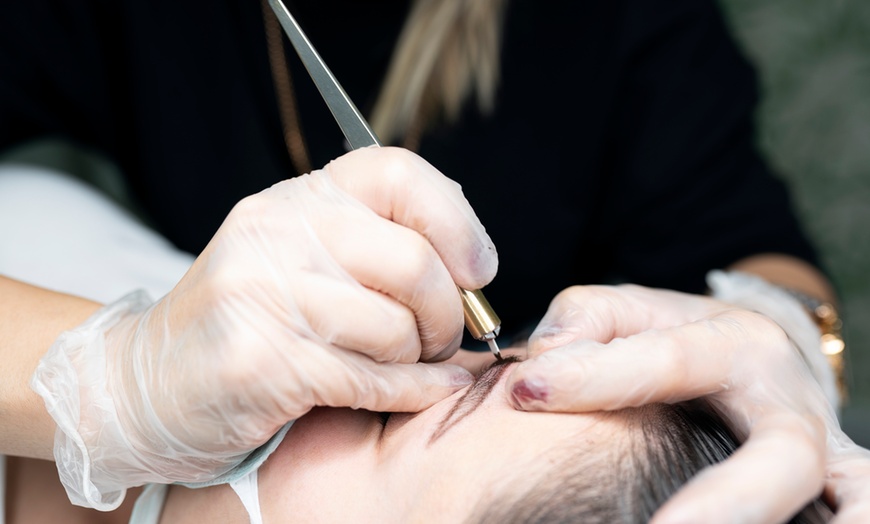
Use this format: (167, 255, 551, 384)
(370, 0, 509, 146)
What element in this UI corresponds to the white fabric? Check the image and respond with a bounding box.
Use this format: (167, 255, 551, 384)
(230, 471, 264, 524)
(127, 484, 169, 524)
(0, 164, 194, 303)
(707, 269, 841, 413)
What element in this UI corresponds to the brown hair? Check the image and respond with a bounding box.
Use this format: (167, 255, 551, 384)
(470, 401, 832, 524)
(370, 0, 509, 146)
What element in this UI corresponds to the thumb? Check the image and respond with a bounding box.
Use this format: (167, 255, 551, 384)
(333, 360, 474, 413)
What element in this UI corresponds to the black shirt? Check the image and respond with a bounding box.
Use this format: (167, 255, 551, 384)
(0, 0, 819, 344)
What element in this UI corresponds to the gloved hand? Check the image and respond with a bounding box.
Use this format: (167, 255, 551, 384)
(31, 147, 496, 510)
(506, 281, 870, 524)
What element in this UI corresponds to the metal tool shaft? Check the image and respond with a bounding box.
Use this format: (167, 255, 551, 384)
(268, 0, 381, 150)
(269, 0, 502, 359)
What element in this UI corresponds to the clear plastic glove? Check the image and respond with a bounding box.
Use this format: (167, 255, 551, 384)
(506, 282, 870, 524)
(31, 147, 496, 510)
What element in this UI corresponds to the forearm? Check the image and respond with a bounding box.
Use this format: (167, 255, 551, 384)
(0, 275, 101, 459)
(728, 253, 836, 304)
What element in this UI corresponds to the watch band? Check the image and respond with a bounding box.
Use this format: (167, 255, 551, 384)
(781, 287, 848, 403)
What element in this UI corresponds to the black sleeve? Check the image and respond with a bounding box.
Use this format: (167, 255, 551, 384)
(595, 0, 821, 294)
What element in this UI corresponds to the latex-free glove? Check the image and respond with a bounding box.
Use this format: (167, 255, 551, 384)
(506, 281, 870, 524)
(31, 147, 495, 510)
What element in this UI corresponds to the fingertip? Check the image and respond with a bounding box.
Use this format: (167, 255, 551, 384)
(467, 240, 499, 289)
(449, 244, 498, 292)
(506, 362, 551, 410)
(432, 363, 474, 388)
(509, 376, 550, 410)
(363, 363, 474, 414)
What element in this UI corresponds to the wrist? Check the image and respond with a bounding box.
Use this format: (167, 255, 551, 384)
(706, 270, 845, 412)
(775, 286, 847, 404)
(0, 277, 102, 460)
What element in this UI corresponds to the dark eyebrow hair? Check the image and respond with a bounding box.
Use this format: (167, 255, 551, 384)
(427, 356, 521, 445)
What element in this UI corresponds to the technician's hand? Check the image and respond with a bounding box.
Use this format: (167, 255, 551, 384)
(506, 284, 870, 524)
(31, 147, 496, 510)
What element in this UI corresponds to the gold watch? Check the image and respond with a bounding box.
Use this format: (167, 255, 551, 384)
(783, 288, 848, 403)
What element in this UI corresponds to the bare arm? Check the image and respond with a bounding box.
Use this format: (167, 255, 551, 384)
(728, 253, 837, 304)
(0, 276, 100, 459)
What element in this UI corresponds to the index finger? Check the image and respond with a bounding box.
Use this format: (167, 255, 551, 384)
(509, 310, 778, 412)
(527, 285, 724, 357)
(324, 147, 498, 290)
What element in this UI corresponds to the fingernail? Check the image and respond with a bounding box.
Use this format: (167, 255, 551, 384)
(511, 378, 549, 407)
(530, 325, 575, 349)
(449, 367, 474, 387)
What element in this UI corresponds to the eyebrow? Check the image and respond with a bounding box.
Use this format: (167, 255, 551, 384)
(427, 355, 520, 445)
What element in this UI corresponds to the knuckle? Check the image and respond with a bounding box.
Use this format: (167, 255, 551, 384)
(720, 309, 791, 353)
(390, 232, 440, 283)
(550, 285, 585, 305)
(747, 311, 793, 357)
(552, 284, 617, 307)
(376, 147, 419, 186)
(203, 262, 250, 300)
(228, 192, 268, 222)
(370, 320, 419, 363)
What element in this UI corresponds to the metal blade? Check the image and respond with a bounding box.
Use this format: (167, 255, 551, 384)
(268, 0, 381, 149)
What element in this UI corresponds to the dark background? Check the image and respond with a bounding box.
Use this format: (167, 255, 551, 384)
(718, 0, 870, 445)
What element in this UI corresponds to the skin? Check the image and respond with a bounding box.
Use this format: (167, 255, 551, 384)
(0, 277, 100, 460)
(730, 253, 836, 304)
(159, 351, 620, 523)
(4, 457, 141, 524)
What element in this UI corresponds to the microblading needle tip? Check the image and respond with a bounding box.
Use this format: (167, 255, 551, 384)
(487, 338, 503, 361)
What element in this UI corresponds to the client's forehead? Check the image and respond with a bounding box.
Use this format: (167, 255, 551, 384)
(256, 384, 636, 524)
(398, 406, 634, 524)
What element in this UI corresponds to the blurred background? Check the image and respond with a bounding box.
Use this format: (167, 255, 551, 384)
(717, 0, 869, 445)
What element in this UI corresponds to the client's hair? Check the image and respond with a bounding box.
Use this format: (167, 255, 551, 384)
(471, 401, 832, 524)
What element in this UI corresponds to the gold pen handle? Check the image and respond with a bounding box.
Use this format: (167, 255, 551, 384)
(458, 287, 502, 359)
(458, 287, 501, 341)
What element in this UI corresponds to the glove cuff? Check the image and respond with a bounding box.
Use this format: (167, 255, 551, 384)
(706, 269, 842, 414)
(30, 290, 154, 511)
